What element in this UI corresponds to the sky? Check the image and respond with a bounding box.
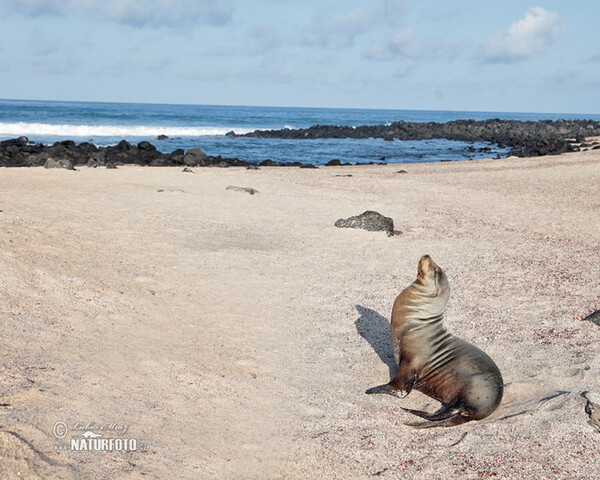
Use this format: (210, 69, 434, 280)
(1, 0, 600, 113)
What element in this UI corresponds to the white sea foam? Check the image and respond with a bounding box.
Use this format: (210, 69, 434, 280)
(0, 122, 258, 137)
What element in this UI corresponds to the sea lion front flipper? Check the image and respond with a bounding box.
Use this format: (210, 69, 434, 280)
(365, 383, 408, 398)
(366, 372, 415, 398)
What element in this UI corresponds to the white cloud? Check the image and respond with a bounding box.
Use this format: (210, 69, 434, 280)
(8, 0, 233, 27)
(480, 7, 561, 64)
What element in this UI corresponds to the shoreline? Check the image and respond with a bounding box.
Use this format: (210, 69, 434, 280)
(2, 118, 600, 169)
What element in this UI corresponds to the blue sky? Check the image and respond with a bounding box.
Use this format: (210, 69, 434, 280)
(1, 0, 600, 113)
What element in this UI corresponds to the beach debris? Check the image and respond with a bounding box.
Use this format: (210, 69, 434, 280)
(182, 167, 195, 173)
(157, 188, 185, 193)
(335, 210, 396, 236)
(226, 185, 259, 195)
(582, 391, 600, 432)
(44, 158, 75, 170)
(582, 310, 600, 326)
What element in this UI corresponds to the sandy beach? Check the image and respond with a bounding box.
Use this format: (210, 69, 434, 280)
(1, 146, 599, 479)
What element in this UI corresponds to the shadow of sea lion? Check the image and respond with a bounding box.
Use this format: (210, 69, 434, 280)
(355, 305, 397, 379)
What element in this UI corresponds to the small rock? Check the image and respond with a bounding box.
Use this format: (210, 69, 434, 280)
(326, 159, 342, 166)
(137, 141, 156, 151)
(335, 174, 353, 177)
(260, 159, 277, 166)
(44, 158, 74, 170)
(106, 162, 117, 169)
(182, 167, 195, 173)
(226, 185, 259, 195)
(300, 163, 318, 169)
(157, 134, 168, 140)
(246, 165, 260, 170)
(396, 170, 408, 174)
(335, 210, 396, 236)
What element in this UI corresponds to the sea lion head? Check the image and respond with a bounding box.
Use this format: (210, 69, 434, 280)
(416, 255, 450, 300)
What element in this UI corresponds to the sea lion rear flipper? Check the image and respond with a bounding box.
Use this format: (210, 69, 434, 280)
(406, 413, 472, 429)
(401, 404, 458, 421)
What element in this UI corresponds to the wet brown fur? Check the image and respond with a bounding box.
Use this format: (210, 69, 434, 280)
(366, 255, 504, 427)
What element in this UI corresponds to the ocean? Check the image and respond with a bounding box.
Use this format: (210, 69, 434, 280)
(2, 99, 600, 166)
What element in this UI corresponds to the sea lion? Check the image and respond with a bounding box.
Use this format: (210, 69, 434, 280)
(366, 255, 503, 428)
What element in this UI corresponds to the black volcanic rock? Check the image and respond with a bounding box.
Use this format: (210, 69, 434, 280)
(234, 118, 600, 157)
(1, 136, 29, 147)
(260, 159, 277, 166)
(183, 148, 208, 166)
(335, 210, 396, 236)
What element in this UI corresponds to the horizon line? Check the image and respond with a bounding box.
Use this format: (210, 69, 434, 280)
(1, 97, 598, 118)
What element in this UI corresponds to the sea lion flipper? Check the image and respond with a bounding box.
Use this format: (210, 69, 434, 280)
(365, 383, 408, 398)
(401, 404, 459, 421)
(406, 414, 472, 429)
(365, 377, 412, 397)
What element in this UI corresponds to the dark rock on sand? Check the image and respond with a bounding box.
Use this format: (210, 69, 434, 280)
(226, 185, 259, 195)
(300, 163, 318, 169)
(182, 167, 195, 173)
(246, 164, 260, 170)
(396, 169, 408, 174)
(44, 158, 75, 170)
(335, 210, 396, 236)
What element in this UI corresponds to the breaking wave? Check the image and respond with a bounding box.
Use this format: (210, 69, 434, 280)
(0, 122, 258, 137)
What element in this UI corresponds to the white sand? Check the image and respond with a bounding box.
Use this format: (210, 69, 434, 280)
(1, 146, 599, 479)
